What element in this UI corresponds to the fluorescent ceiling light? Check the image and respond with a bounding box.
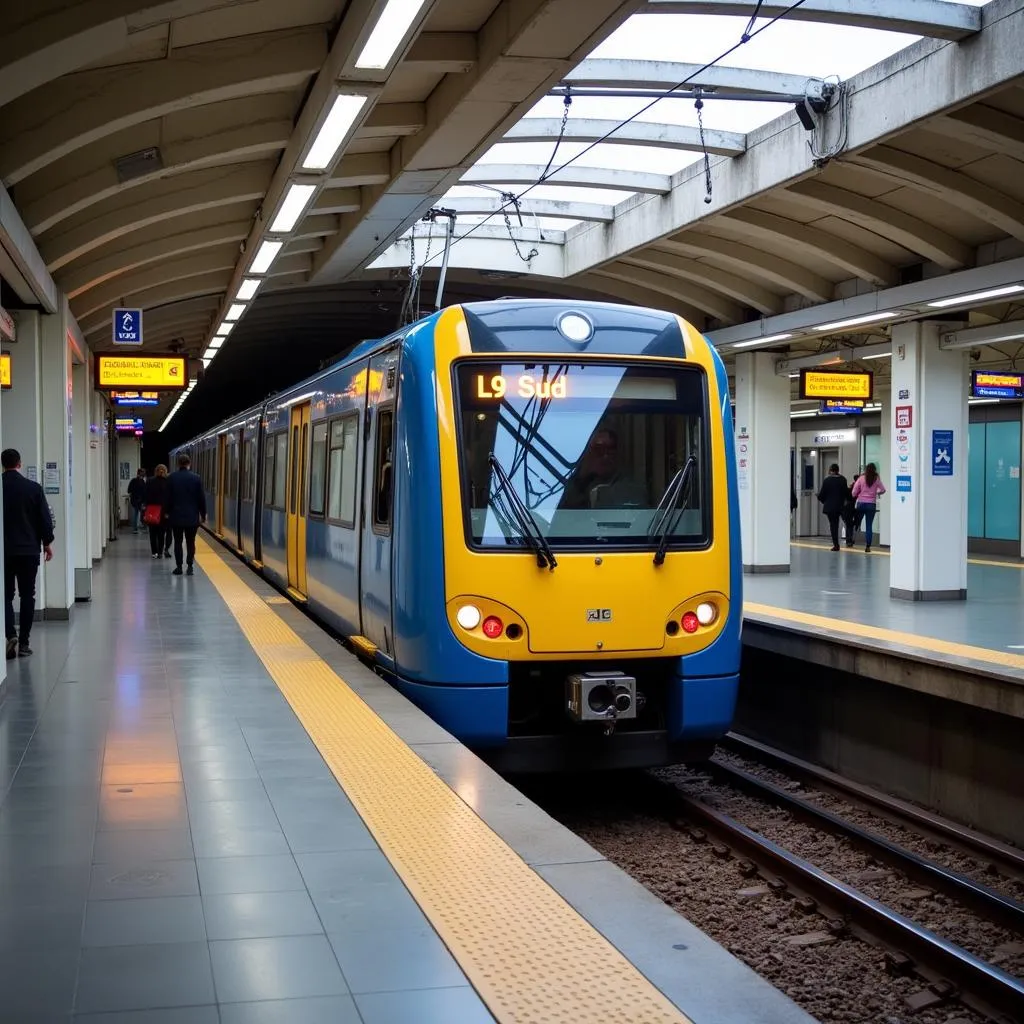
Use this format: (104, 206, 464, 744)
(927, 284, 1024, 308)
(969, 397, 1001, 405)
(235, 278, 261, 301)
(791, 410, 818, 418)
(813, 312, 900, 332)
(733, 333, 792, 349)
(355, 0, 429, 69)
(203, 347, 217, 360)
(270, 183, 316, 233)
(861, 351, 891, 360)
(250, 240, 282, 274)
(215, 320, 235, 337)
(224, 304, 246, 322)
(208, 337, 224, 350)
(303, 94, 368, 170)
(202, 358, 211, 369)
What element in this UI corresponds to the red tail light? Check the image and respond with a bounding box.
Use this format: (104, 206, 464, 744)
(681, 612, 699, 634)
(482, 616, 504, 639)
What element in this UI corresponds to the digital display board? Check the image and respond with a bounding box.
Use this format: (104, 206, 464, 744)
(0, 352, 10, 390)
(820, 399, 864, 415)
(95, 354, 187, 390)
(115, 417, 144, 432)
(971, 370, 1023, 400)
(111, 390, 160, 407)
(800, 369, 873, 401)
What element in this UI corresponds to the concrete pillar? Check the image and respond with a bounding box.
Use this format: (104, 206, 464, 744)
(40, 310, 74, 618)
(90, 391, 107, 559)
(71, 360, 92, 600)
(876, 385, 891, 548)
(889, 321, 969, 601)
(735, 351, 791, 573)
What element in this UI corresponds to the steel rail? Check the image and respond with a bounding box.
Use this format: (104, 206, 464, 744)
(661, 783, 1024, 1023)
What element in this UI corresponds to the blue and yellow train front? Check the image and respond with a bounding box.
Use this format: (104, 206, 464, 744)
(390, 300, 741, 771)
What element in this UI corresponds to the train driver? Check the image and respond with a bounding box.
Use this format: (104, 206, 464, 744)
(559, 427, 647, 510)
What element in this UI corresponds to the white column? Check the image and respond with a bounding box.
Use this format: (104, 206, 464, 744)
(71, 360, 91, 599)
(889, 321, 969, 601)
(876, 385, 891, 548)
(40, 310, 74, 618)
(735, 351, 791, 573)
(90, 391, 106, 559)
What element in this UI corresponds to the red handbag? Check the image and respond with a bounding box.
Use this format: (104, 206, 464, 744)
(143, 504, 163, 526)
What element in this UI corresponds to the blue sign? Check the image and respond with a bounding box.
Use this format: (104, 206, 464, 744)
(819, 400, 864, 415)
(112, 308, 142, 345)
(896, 474, 912, 493)
(114, 396, 158, 407)
(932, 429, 953, 476)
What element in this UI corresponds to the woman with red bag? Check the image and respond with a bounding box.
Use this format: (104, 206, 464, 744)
(143, 465, 171, 559)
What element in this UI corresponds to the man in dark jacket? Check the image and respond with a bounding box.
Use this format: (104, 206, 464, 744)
(166, 453, 206, 576)
(2, 448, 55, 658)
(816, 463, 850, 552)
(127, 468, 146, 533)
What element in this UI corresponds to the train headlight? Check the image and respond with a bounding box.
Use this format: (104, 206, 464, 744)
(456, 605, 481, 630)
(696, 602, 718, 626)
(557, 312, 593, 344)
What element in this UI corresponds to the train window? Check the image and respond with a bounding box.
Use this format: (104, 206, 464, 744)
(299, 422, 309, 517)
(240, 438, 250, 501)
(228, 442, 239, 500)
(327, 415, 358, 526)
(373, 407, 394, 530)
(248, 436, 258, 502)
(274, 432, 288, 509)
(309, 422, 327, 517)
(455, 361, 711, 551)
(264, 436, 277, 506)
(289, 425, 300, 514)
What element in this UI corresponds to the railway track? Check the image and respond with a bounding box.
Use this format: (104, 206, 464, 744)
(655, 779, 1024, 1022)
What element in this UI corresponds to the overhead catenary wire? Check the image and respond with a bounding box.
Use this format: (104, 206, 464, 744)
(411, 0, 811, 272)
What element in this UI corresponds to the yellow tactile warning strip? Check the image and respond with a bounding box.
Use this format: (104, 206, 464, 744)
(745, 601, 1024, 673)
(195, 537, 692, 1024)
(790, 540, 1024, 570)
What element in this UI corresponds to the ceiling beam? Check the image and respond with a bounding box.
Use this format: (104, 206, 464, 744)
(661, 231, 834, 302)
(326, 153, 392, 188)
(639, 0, 982, 40)
(505, 117, 746, 156)
(925, 105, 1024, 164)
(443, 197, 615, 222)
(565, 58, 816, 98)
(40, 161, 272, 272)
(402, 32, 477, 73)
(20, 117, 292, 235)
(461, 163, 671, 194)
(61, 218, 253, 300)
(718, 207, 899, 287)
(596, 263, 744, 322)
(850, 145, 1024, 243)
(618, 247, 782, 313)
(312, 188, 364, 215)
(359, 103, 427, 139)
(0, 26, 326, 184)
(784, 179, 974, 270)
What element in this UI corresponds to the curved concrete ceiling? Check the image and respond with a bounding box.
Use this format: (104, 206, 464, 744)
(3, 0, 1024, 433)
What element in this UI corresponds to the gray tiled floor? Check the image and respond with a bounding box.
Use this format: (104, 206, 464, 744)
(747, 542, 1024, 660)
(0, 532, 494, 1023)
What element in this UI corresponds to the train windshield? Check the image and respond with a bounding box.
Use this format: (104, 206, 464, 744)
(456, 361, 710, 550)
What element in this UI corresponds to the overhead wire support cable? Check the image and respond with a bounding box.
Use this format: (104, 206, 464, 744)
(411, 0, 811, 270)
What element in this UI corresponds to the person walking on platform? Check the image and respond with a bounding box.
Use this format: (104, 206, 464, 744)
(166, 453, 206, 576)
(816, 463, 849, 552)
(127, 468, 146, 533)
(143, 464, 172, 559)
(851, 462, 886, 553)
(2, 448, 54, 659)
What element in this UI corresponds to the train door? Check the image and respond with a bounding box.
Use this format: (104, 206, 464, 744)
(235, 429, 245, 553)
(357, 348, 400, 657)
(215, 434, 227, 535)
(286, 401, 311, 597)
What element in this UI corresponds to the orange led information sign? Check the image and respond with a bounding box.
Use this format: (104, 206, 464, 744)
(95, 354, 187, 390)
(0, 352, 10, 390)
(799, 369, 873, 401)
(110, 390, 159, 400)
(475, 373, 567, 400)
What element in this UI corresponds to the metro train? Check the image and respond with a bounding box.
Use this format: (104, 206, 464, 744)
(172, 298, 742, 771)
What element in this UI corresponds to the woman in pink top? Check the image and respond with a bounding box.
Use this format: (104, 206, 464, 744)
(851, 462, 886, 552)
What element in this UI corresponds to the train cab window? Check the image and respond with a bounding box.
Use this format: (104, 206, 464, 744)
(327, 415, 358, 526)
(309, 422, 327, 517)
(274, 433, 288, 508)
(455, 362, 710, 551)
(373, 407, 394, 530)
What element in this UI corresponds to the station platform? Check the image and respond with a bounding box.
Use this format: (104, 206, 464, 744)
(742, 542, 1024, 716)
(0, 533, 815, 1024)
